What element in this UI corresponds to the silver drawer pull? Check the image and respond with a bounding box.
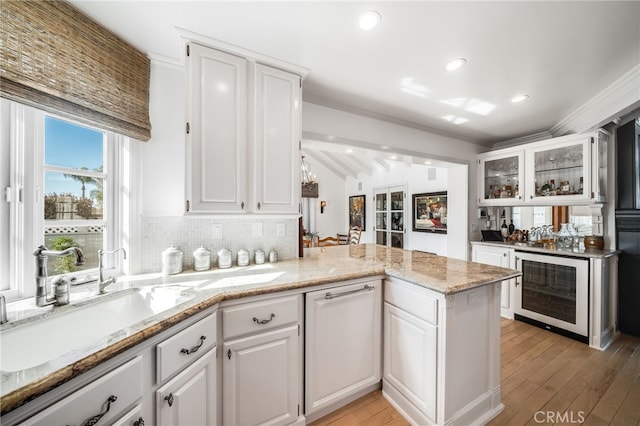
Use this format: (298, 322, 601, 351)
(79, 395, 117, 426)
(180, 335, 206, 355)
(325, 284, 373, 300)
(253, 313, 275, 324)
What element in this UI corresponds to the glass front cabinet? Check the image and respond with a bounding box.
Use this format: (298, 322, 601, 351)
(478, 129, 609, 206)
(375, 185, 406, 248)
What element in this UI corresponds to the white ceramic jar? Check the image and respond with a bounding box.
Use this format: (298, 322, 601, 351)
(237, 248, 249, 266)
(254, 249, 265, 265)
(217, 248, 232, 269)
(268, 249, 278, 263)
(193, 246, 211, 271)
(162, 245, 183, 275)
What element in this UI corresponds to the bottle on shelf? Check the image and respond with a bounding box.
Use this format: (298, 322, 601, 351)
(579, 176, 584, 194)
(508, 220, 515, 235)
(500, 185, 508, 198)
(501, 220, 509, 239)
(514, 184, 519, 197)
(505, 179, 513, 197)
(550, 179, 556, 193)
(488, 185, 495, 199)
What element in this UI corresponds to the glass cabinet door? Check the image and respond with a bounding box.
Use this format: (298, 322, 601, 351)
(389, 190, 404, 248)
(525, 136, 591, 203)
(593, 129, 609, 203)
(478, 151, 524, 205)
(375, 192, 387, 246)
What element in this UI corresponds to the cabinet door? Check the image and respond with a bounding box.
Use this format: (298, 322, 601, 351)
(305, 280, 382, 415)
(374, 186, 406, 248)
(471, 245, 514, 317)
(111, 404, 145, 426)
(187, 44, 248, 213)
(223, 325, 299, 426)
(525, 135, 591, 204)
(478, 150, 524, 205)
(156, 347, 217, 426)
(384, 302, 436, 422)
(252, 64, 301, 213)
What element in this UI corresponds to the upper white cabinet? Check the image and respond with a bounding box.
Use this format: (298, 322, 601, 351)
(478, 129, 609, 206)
(186, 42, 302, 214)
(251, 64, 302, 213)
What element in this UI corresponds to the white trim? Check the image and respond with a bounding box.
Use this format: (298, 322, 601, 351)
(491, 131, 554, 150)
(550, 64, 640, 136)
(176, 27, 310, 78)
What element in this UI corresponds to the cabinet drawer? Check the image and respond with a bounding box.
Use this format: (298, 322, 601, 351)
(385, 277, 438, 325)
(157, 313, 217, 383)
(21, 356, 142, 426)
(223, 294, 300, 339)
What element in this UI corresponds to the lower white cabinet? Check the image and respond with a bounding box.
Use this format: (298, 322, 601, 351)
(384, 303, 436, 422)
(112, 404, 145, 426)
(305, 279, 382, 418)
(156, 347, 217, 426)
(471, 243, 515, 318)
(20, 356, 143, 426)
(221, 294, 302, 426)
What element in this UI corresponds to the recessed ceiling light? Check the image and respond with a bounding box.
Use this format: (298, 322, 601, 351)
(446, 58, 467, 71)
(424, 161, 432, 165)
(359, 10, 381, 30)
(346, 149, 353, 153)
(390, 155, 398, 160)
(511, 94, 529, 103)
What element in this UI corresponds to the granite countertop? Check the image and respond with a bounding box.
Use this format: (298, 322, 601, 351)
(470, 240, 621, 259)
(0, 244, 518, 414)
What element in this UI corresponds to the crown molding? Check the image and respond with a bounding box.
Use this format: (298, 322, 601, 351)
(550, 64, 640, 136)
(491, 131, 554, 150)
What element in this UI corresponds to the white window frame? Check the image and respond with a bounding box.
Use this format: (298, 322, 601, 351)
(1, 100, 127, 301)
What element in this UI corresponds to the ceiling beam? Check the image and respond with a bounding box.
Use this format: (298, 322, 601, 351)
(303, 149, 348, 180)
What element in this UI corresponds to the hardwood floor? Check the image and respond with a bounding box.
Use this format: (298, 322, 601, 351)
(310, 319, 640, 426)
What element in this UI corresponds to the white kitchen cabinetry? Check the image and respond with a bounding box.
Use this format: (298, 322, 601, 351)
(221, 294, 303, 426)
(186, 42, 302, 214)
(383, 276, 503, 426)
(305, 279, 382, 419)
(20, 356, 144, 426)
(471, 243, 515, 318)
(251, 63, 301, 213)
(155, 313, 217, 426)
(156, 348, 217, 426)
(478, 129, 609, 206)
(478, 150, 525, 205)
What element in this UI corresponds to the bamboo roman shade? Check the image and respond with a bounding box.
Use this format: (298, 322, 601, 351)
(0, 0, 151, 141)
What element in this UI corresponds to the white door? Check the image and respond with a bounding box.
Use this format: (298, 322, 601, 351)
(156, 348, 217, 426)
(305, 280, 382, 415)
(384, 302, 437, 422)
(223, 325, 299, 426)
(187, 44, 248, 213)
(374, 186, 406, 248)
(471, 245, 514, 318)
(252, 64, 301, 214)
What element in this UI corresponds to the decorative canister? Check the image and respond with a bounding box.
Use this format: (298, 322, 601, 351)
(254, 249, 265, 265)
(217, 248, 232, 269)
(237, 248, 250, 266)
(557, 223, 573, 248)
(268, 249, 278, 263)
(584, 235, 604, 250)
(162, 245, 183, 275)
(193, 246, 211, 271)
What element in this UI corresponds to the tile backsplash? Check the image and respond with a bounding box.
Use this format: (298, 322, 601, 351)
(140, 216, 299, 274)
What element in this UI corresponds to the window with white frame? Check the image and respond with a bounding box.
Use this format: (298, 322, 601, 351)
(1, 99, 125, 300)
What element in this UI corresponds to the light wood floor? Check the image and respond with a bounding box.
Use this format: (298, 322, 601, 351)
(310, 319, 640, 426)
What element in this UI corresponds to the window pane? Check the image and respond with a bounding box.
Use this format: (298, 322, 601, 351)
(44, 227, 103, 277)
(44, 172, 104, 220)
(45, 116, 103, 169)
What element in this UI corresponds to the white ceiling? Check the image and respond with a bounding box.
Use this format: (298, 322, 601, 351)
(71, 1, 639, 146)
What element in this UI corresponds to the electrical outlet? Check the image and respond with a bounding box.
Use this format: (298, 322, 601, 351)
(212, 224, 222, 239)
(276, 223, 285, 237)
(471, 223, 478, 232)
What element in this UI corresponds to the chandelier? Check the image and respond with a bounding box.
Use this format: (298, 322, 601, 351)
(301, 155, 318, 198)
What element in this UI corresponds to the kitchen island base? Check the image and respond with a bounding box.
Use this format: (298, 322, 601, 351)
(383, 276, 503, 425)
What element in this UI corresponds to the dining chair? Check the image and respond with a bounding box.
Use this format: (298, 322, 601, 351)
(337, 233, 349, 245)
(348, 226, 362, 244)
(317, 236, 340, 247)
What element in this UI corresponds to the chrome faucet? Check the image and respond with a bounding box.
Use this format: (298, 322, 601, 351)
(1, 295, 7, 324)
(34, 245, 84, 307)
(98, 248, 127, 294)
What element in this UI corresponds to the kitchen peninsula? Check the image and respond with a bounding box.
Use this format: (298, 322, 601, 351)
(1, 245, 519, 426)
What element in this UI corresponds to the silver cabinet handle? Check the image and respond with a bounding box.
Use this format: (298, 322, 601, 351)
(253, 313, 275, 324)
(80, 395, 117, 426)
(180, 335, 206, 355)
(325, 284, 373, 300)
